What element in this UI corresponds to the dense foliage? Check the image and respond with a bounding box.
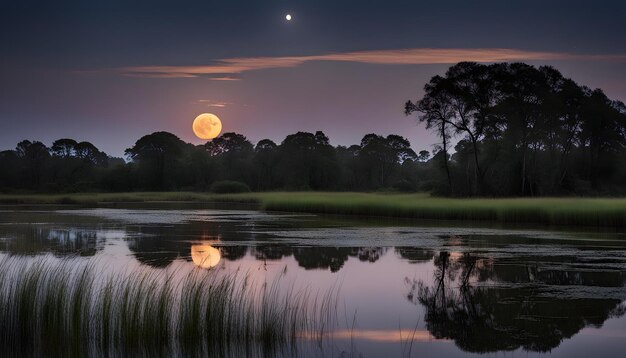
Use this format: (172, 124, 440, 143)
(0, 131, 420, 193)
(406, 62, 626, 196)
(1, 62, 625, 196)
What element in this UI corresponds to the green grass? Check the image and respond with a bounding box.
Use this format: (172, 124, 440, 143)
(0, 256, 337, 356)
(3, 191, 626, 228)
(256, 192, 626, 228)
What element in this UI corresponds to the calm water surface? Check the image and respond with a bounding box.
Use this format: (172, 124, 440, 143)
(1, 207, 626, 357)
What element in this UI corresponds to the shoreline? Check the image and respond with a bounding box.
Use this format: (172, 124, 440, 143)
(2, 192, 626, 229)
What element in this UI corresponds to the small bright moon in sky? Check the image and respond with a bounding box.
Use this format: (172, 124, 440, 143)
(192, 113, 222, 140)
(285, 14, 292, 21)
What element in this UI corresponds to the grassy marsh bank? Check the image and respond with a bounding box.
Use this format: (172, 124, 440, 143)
(256, 192, 626, 228)
(2, 192, 626, 228)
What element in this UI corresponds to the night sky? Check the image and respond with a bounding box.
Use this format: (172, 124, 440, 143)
(1, 0, 625, 157)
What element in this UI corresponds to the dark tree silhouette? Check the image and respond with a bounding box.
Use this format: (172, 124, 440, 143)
(252, 139, 278, 190)
(276, 131, 339, 190)
(125, 132, 189, 190)
(407, 62, 626, 196)
(417, 150, 430, 162)
(204, 132, 254, 156)
(50, 139, 78, 158)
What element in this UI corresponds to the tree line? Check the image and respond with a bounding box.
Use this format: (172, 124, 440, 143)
(1, 62, 625, 196)
(0, 131, 425, 193)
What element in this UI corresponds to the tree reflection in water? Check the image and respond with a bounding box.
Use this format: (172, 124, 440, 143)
(127, 232, 388, 273)
(0, 226, 106, 257)
(407, 249, 626, 353)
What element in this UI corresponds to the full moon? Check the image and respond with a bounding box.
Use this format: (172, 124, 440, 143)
(192, 113, 222, 140)
(285, 14, 292, 21)
(191, 244, 221, 269)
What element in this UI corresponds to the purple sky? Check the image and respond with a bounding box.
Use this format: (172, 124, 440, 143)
(1, 1, 625, 157)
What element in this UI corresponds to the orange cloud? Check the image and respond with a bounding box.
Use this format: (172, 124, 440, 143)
(119, 48, 626, 78)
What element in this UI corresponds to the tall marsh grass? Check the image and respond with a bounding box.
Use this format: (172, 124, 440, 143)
(0, 256, 338, 357)
(255, 192, 626, 228)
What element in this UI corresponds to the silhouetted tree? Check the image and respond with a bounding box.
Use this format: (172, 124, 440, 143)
(75, 141, 108, 166)
(408, 62, 626, 196)
(0, 150, 20, 190)
(357, 134, 416, 189)
(252, 139, 279, 190)
(204, 132, 254, 185)
(15, 140, 50, 189)
(417, 150, 430, 162)
(406, 75, 455, 194)
(125, 132, 189, 190)
(277, 131, 339, 190)
(204, 132, 254, 156)
(50, 139, 78, 158)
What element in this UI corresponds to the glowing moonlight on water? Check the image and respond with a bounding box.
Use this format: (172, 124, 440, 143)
(192, 113, 222, 140)
(191, 244, 221, 269)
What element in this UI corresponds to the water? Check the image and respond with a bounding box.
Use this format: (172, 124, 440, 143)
(1, 207, 626, 357)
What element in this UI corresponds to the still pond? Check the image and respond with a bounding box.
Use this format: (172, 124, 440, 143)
(1, 206, 625, 357)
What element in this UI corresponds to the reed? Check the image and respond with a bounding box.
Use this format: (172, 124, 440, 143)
(0, 256, 337, 357)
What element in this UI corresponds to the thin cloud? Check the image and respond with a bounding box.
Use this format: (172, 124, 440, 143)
(207, 102, 229, 108)
(209, 76, 241, 81)
(193, 100, 232, 108)
(119, 48, 626, 78)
